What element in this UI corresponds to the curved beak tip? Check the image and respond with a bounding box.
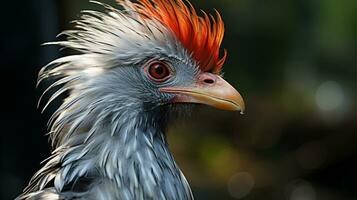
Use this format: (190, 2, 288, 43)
(237, 98, 246, 114)
(239, 108, 245, 115)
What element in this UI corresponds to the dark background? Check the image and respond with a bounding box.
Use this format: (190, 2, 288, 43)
(1, 0, 356, 199)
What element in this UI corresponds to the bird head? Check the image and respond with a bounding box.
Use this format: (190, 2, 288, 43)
(41, 0, 245, 135)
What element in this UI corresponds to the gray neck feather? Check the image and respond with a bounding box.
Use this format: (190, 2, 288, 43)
(50, 102, 192, 200)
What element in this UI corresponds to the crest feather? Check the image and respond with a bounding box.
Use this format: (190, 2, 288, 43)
(119, 0, 227, 73)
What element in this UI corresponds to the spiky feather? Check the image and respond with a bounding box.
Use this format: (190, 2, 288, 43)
(129, 0, 227, 73)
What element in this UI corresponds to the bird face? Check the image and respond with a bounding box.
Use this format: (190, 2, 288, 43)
(144, 59, 245, 113)
(109, 54, 245, 114)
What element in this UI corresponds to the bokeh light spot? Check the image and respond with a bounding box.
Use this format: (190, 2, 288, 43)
(315, 81, 345, 112)
(227, 172, 255, 199)
(287, 180, 316, 200)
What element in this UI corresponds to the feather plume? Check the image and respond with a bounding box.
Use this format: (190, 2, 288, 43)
(118, 0, 227, 73)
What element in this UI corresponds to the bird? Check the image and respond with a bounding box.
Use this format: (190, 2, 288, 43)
(17, 0, 245, 199)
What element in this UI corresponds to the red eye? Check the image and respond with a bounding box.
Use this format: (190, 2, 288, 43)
(147, 61, 171, 82)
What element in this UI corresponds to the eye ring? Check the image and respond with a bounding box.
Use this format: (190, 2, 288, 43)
(145, 61, 172, 82)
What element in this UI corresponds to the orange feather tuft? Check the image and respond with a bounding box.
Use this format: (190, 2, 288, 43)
(130, 0, 227, 73)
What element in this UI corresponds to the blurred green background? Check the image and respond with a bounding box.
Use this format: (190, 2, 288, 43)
(1, 0, 356, 199)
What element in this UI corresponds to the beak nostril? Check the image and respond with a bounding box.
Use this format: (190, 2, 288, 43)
(203, 79, 215, 84)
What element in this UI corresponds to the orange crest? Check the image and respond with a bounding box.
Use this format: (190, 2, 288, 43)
(130, 0, 227, 73)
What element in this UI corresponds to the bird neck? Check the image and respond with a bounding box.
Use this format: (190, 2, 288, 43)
(55, 108, 193, 199)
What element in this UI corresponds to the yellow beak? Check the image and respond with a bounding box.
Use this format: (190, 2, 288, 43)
(160, 73, 245, 113)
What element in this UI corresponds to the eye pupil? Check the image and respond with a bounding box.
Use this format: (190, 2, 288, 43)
(154, 65, 164, 76)
(147, 62, 171, 82)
